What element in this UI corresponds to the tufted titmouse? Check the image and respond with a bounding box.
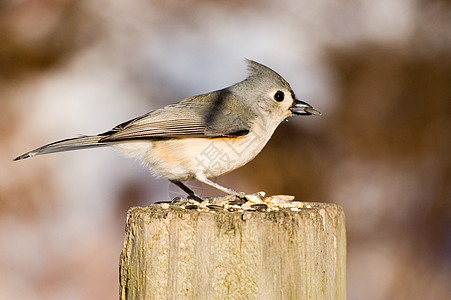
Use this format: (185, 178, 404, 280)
(14, 60, 320, 200)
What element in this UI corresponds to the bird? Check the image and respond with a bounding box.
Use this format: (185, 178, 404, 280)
(14, 60, 321, 201)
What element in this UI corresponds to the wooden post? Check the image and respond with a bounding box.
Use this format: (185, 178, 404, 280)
(119, 202, 346, 299)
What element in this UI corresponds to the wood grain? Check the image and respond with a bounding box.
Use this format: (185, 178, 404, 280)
(119, 203, 346, 299)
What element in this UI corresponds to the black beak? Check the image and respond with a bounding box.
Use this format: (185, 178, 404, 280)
(290, 99, 321, 116)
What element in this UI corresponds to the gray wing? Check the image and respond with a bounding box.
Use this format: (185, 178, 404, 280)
(99, 90, 253, 142)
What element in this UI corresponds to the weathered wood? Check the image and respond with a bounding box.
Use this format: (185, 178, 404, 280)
(119, 202, 346, 299)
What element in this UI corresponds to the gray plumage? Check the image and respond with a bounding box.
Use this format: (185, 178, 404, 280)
(14, 136, 105, 160)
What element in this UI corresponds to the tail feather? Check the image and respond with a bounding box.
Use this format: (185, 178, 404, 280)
(14, 135, 107, 161)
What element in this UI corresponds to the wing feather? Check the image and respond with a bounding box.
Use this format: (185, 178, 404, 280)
(100, 92, 252, 142)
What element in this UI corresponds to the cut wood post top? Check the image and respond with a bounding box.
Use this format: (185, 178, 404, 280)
(120, 201, 346, 300)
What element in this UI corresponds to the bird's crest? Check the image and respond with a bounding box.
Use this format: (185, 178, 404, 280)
(244, 59, 291, 89)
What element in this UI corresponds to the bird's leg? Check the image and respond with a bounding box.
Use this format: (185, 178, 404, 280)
(195, 175, 244, 197)
(170, 180, 206, 202)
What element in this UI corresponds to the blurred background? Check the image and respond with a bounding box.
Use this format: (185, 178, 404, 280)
(1, 0, 450, 299)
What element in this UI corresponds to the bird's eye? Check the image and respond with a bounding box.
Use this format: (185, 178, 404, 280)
(274, 91, 284, 102)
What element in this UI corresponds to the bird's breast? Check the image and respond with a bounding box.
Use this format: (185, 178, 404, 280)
(111, 119, 277, 181)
